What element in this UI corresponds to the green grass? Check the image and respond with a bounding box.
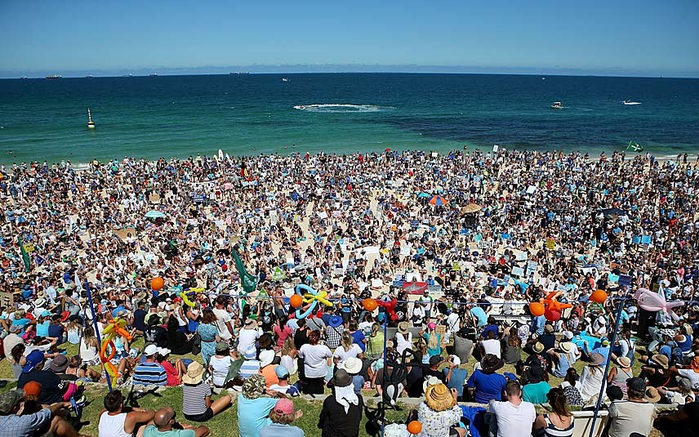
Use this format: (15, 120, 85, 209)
(0, 339, 655, 436)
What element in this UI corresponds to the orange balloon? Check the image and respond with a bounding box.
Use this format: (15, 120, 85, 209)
(591, 289, 608, 304)
(362, 298, 378, 311)
(529, 302, 545, 317)
(407, 421, 422, 434)
(289, 294, 303, 308)
(151, 277, 164, 291)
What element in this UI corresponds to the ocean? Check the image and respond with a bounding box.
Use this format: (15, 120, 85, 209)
(0, 73, 697, 166)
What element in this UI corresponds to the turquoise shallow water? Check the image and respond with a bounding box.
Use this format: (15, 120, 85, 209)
(0, 73, 697, 165)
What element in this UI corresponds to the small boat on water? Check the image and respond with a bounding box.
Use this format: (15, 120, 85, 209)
(623, 100, 642, 105)
(87, 108, 96, 129)
(551, 101, 563, 109)
(149, 73, 158, 77)
(282, 77, 289, 82)
(46, 74, 62, 80)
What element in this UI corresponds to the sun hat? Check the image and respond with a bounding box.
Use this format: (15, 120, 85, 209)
(275, 365, 290, 379)
(645, 386, 661, 403)
(49, 354, 69, 372)
(215, 342, 229, 354)
(244, 318, 257, 329)
(617, 357, 632, 368)
(40, 310, 52, 317)
(559, 342, 573, 354)
(525, 365, 544, 383)
(532, 342, 545, 354)
(259, 350, 275, 368)
(23, 382, 42, 398)
(589, 353, 605, 367)
(650, 354, 669, 369)
(563, 331, 574, 340)
(0, 390, 25, 414)
(480, 354, 504, 373)
(328, 316, 343, 328)
(450, 355, 461, 366)
(328, 369, 352, 388)
(157, 347, 171, 356)
(273, 398, 295, 416)
(690, 356, 699, 373)
(244, 344, 257, 360)
(544, 324, 554, 334)
(340, 357, 363, 375)
(34, 298, 46, 308)
(677, 376, 692, 391)
(626, 377, 646, 393)
(23, 350, 45, 373)
(427, 322, 437, 330)
(425, 383, 456, 412)
(397, 322, 409, 334)
(144, 344, 159, 357)
(182, 361, 204, 385)
(242, 374, 267, 399)
(429, 355, 444, 367)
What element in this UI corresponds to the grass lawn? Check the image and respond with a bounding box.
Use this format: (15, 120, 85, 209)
(0, 338, 654, 436)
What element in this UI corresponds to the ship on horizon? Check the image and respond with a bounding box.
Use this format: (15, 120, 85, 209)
(45, 74, 62, 80)
(230, 71, 250, 75)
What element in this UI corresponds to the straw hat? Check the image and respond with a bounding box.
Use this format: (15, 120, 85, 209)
(425, 383, 456, 412)
(589, 353, 605, 367)
(616, 357, 632, 369)
(397, 322, 409, 334)
(651, 354, 669, 370)
(559, 342, 573, 354)
(645, 387, 661, 403)
(532, 342, 545, 354)
(182, 361, 204, 385)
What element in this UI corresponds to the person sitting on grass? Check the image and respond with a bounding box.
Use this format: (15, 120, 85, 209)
(260, 398, 304, 437)
(0, 389, 79, 437)
(181, 361, 232, 422)
(318, 369, 363, 437)
(521, 366, 551, 404)
(132, 345, 167, 386)
(533, 387, 575, 436)
(237, 374, 285, 437)
(143, 407, 209, 437)
(155, 347, 187, 387)
(98, 390, 155, 437)
(269, 365, 300, 396)
(415, 382, 467, 437)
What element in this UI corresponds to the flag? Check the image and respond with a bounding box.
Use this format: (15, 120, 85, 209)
(18, 236, 31, 273)
(626, 141, 644, 152)
(232, 249, 257, 293)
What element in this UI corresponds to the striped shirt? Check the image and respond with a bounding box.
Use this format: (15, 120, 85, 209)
(541, 414, 574, 437)
(0, 408, 52, 437)
(182, 382, 212, 416)
(239, 359, 261, 379)
(132, 361, 167, 386)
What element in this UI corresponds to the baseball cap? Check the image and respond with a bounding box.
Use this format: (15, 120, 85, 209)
(144, 344, 158, 356)
(275, 365, 290, 379)
(0, 390, 25, 414)
(23, 381, 42, 398)
(273, 398, 295, 415)
(429, 355, 444, 366)
(23, 350, 45, 373)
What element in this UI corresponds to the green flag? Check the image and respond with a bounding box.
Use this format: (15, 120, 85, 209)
(626, 141, 644, 152)
(18, 236, 31, 273)
(232, 249, 257, 293)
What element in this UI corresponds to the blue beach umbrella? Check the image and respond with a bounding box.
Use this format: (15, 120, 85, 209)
(417, 192, 431, 198)
(428, 195, 448, 206)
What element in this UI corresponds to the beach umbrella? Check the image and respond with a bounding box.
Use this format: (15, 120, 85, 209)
(428, 195, 448, 206)
(384, 148, 392, 153)
(461, 203, 482, 214)
(145, 210, 166, 219)
(417, 192, 431, 198)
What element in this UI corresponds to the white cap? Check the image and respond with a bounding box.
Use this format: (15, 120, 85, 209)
(144, 344, 158, 356)
(259, 350, 275, 368)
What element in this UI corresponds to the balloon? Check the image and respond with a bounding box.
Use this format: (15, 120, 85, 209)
(635, 288, 683, 321)
(363, 298, 378, 311)
(293, 284, 333, 319)
(104, 361, 118, 378)
(377, 298, 399, 321)
(591, 289, 608, 304)
(289, 294, 303, 308)
(407, 421, 422, 434)
(222, 265, 228, 271)
(529, 302, 545, 317)
(151, 277, 164, 291)
(545, 307, 562, 321)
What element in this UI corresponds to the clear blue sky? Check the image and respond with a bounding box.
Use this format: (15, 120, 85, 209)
(1, 0, 698, 77)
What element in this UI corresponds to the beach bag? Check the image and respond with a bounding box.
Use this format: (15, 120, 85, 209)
(190, 333, 202, 355)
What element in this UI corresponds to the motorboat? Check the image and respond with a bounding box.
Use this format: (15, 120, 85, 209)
(623, 100, 642, 105)
(282, 77, 290, 82)
(551, 101, 562, 109)
(45, 74, 62, 80)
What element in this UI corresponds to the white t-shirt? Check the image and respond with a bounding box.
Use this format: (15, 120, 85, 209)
(489, 400, 536, 437)
(396, 332, 413, 354)
(209, 355, 232, 387)
(677, 368, 699, 390)
(298, 344, 332, 378)
(482, 339, 502, 358)
(333, 344, 363, 365)
(237, 327, 262, 355)
(212, 308, 232, 340)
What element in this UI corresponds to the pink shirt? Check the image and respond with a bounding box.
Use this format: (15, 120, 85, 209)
(274, 325, 292, 348)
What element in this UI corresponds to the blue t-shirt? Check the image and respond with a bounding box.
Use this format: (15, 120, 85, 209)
(590, 346, 610, 364)
(237, 395, 278, 437)
(36, 321, 50, 338)
(481, 324, 498, 339)
(466, 370, 507, 403)
(444, 367, 469, 397)
(351, 330, 366, 352)
(470, 307, 488, 326)
(522, 381, 551, 404)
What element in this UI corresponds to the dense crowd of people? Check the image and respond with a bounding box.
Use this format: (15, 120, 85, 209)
(0, 149, 698, 436)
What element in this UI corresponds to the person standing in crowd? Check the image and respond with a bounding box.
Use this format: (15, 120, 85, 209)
(298, 330, 332, 395)
(196, 310, 220, 366)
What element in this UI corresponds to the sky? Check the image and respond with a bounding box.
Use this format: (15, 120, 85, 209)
(1, 0, 698, 78)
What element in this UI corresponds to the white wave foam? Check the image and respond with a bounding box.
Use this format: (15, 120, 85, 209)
(293, 104, 390, 113)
